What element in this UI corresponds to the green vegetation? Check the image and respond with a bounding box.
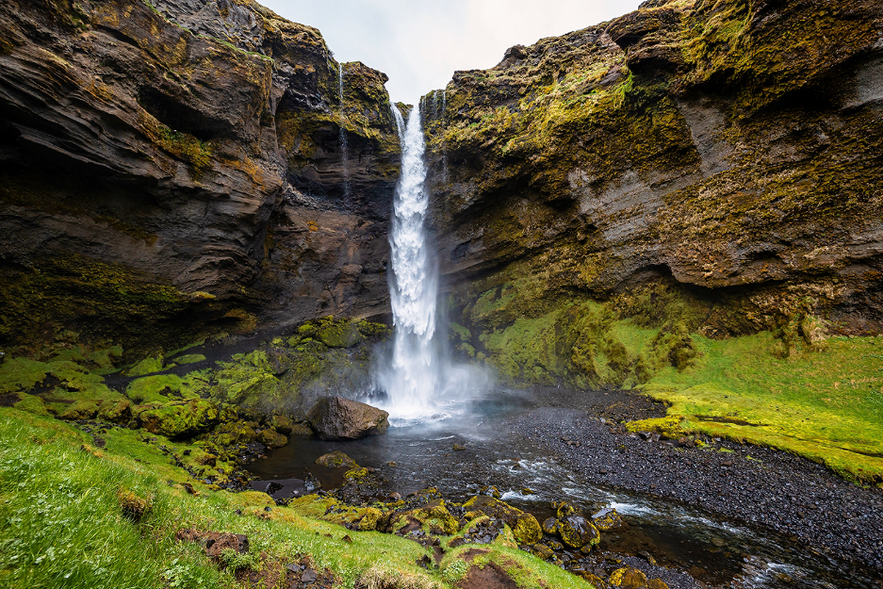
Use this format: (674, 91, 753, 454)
(452, 281, 883, 484)
(0, 408, 591, 588)
(642, 332, 883, 483)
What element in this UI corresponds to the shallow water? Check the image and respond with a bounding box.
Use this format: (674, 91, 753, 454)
(247, 389, 878, 589)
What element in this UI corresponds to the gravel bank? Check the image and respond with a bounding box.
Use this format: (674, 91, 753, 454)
(508, 388, 883, 578)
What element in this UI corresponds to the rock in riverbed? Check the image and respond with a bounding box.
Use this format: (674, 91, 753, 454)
(307, 396, 389, 440)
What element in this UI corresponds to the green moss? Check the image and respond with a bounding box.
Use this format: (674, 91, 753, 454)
(139, 398, 219, 439)
(0, 255, 224, 358)
(642, 333, 883, 482)
(154, 127, 213, 177)
(125, 371, 208, 404)
(124, 354, 165, 377)
(173, 354, 207, 365)
(625, 415, 686, 439)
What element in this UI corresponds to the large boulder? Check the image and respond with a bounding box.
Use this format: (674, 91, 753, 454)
(307, 396, 389, 440)
(462, 495, 543, 545)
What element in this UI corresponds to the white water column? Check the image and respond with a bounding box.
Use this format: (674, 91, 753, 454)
(384, 103, 440, 414)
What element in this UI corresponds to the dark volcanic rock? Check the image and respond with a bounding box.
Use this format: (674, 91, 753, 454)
(0, 0, 399, 354)
(307, 396, 389, 440)
(426, 0, 883, 346)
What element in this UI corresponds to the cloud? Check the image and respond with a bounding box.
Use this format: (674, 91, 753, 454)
(259, 0, 642, 102)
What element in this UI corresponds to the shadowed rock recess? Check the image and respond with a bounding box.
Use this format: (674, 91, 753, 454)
(424, 0, 883, 383)
(0, 0, 400, 356)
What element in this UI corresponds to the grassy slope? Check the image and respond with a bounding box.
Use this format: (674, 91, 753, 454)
(0, 409, 593, 589)
(641, 333, 883, 485)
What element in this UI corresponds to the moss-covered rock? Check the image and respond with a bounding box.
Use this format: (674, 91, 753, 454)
(97, 399, 133, 424)
(557, 514, 600, 550)
(461, 495, 542, 544)
(139, 399, 220, 439)
(256, 428, 288, 448)
(60, 399, 102, 421)
(609, 566, 648, 588)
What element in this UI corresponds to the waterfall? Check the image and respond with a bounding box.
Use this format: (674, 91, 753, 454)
(338, 63, 350, 198)
(381, 103, 440, 417)
(390, 103, 405, 140)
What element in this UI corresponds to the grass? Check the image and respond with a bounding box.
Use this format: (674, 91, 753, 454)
(641, 332, 883, 484)
(0, 408, 590, 588)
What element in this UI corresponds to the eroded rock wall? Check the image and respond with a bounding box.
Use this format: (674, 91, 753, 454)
(0, 0, 398, 355)
(424, 0, 883, 368)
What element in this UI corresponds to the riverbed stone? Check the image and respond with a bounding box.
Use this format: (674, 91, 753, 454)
(270, 414, 294, 435)
(461, 495, 542, 544)
(307, 396, 389, 440)
(592, 507, 626, 531)
(315, 451, 358, 469)
(608, 566, 648, 588)
(557, 514, 601, 550)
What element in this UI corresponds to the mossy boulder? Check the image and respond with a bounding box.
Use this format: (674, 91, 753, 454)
(591, 507, 625, 532)
(256, 428, 288, 448)
(358, 507, 384, 531)
(139, 399, 220, 439)
(513, 512, 543, 545)
(60, 399, 101, 420)
(269, 414, 294, 435)
(609, 566, 648, 588)
(557, 513, 601, 550)
(391, 499, 461, 536)
(461, 495, 542, 544)
(315, 451, 358, 469)
(97, 399, 133, 424)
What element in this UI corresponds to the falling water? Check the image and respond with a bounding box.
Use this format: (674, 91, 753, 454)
(390, 103, 405, 140)
(338, 63, 350, 198)
(380, 103, 440, 417)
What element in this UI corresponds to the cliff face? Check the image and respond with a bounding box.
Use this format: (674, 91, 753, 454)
(0, 0, 399, 355)
(424, 0, 883, 381)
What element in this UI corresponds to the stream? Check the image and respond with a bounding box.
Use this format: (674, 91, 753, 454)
(245, 388, 880, 589)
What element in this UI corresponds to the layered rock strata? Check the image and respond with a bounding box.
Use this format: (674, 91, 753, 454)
(424, 0, 883, 356)
(0, 0, 399, 355)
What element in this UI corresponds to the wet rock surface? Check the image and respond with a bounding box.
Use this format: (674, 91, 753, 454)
(307, 395, 390, 440)
(508, 388, 883, 576)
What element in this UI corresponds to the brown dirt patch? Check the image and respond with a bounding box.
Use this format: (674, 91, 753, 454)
(456, 562, 517, 589)
(458, 548, 490, 563)
(0, 392, 21, 407)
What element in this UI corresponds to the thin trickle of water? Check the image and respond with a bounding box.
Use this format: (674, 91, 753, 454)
(382, 103, 439, 416)
(338, 63, 350, 198)
(390, 103, 405, 141)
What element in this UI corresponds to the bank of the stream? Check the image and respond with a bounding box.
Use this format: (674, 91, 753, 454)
(1, 319, 882, 588)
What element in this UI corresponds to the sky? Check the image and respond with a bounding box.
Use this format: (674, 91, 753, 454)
(259, 0, 644, 103)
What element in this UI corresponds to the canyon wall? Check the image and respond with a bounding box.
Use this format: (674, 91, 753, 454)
(0, 0, 399, 356)
(423, 0, 883, 385)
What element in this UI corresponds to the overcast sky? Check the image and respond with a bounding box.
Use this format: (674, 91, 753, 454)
(259, 0, 643, 103)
